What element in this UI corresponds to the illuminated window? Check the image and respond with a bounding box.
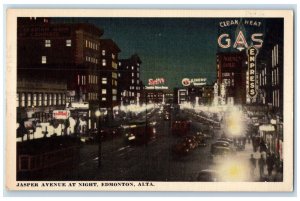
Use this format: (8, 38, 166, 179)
(112, 89, 117, 95)
(16, 93, 19, 107)
(132, 66, 134, 70)
(21, 93, 25, 107)
(53, 94, 57, 105)
(102, 77, 107, 84)
(44, 93, 48, 106)
(58, 94, 62, 105)
(112, 96, 117, 101)
(137, 73, 139, 78)
(85, 40, 88, 47)
(27, 93, 31, 107)
(33, 94, 37, 106)
(45, 40, 51, 47)
(112, 54, 115, 59)
(132, 79, 134, 84)
(102, 59, 106, 66)
(132, 73, 134, 77)
(102, 50, 106, 56)
(41, 56, 47, 64)
(102, 89, 107, 94)
(66, 39, 72, 47)
(62, 94, 66, 105)
(102, 97, 106, 101)
(38, 94, 42, 106)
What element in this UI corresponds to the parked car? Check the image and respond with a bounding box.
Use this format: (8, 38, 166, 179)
(197, 169, 219, 182)
(210, 141, 232, 155)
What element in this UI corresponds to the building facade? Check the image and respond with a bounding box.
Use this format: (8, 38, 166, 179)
(17, 17, 104, 131)
(118, 54, 143, 105)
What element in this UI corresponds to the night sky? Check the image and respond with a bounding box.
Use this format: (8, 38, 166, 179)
(53, 18, 228, 88)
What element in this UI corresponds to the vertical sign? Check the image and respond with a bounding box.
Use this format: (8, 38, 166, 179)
(247, 46, 258, 97)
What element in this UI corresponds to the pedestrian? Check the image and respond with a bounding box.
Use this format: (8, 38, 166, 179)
(266, 153, 275, 177)
(258, 154, 266, 180)
(250, 154, 256, 178)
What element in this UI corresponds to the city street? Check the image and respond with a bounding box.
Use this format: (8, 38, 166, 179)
(48, 106, 260, 182)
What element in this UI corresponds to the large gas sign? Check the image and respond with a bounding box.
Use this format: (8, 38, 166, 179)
(217, 19, 264, 52)
(247, 46, 258, 97)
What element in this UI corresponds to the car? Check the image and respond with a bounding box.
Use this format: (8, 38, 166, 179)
(197, 169, 219, 182)
(211, 141, 232, 155)
(217, 137, 233, 144)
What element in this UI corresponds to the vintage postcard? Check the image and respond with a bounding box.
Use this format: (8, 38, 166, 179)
(6, 9, 294, 191)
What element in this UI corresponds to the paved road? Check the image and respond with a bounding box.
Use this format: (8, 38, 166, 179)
(50, 106, 257, 182)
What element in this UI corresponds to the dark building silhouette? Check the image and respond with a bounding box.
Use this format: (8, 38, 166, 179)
(17, 17, 103, 130)
(118, 54, 143, 105)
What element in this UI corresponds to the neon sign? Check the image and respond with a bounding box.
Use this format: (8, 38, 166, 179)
(182, 78, 207, 86)
(247, 46, 258, 97)
(218, 31, 263, 51)
(148, 78, 165, 86)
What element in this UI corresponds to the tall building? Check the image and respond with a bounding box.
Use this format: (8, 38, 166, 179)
(17, 18, 103, 131)
(99, 39, 121, 120)
(118, 54, 143, 105)
(216, 52, 247, 105)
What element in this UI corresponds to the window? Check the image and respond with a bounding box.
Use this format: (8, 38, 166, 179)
(33, 94, 37, 106)
(66, 39, 72, 47)
(112, 89, 117, 95)
(48, 94, 51, 106)
(132, 79, 134, 84)
(102, 50, 106, 56)
(62, 94, 66, 105)
(102, 77, 107, 84)
(38, 94, 42, 106)
(112, 96, 117, 101)
(44, 93, 48, 106)
(41, 56, 47, 64)
(132, 66, 134, 70)
(137, 73, 140, 78)
(21, 93, 25, 107)
(102, 59, 106, 66)
(102, 89, 107, 95)
(85, 40, 88, 47)
(102, 97, 106, 101)
(137, 80, 140, 84)
(16, 93, 19, 107)
(58, 94, 61, 105)
(112, 72, 117, 79)
(132, 73, 134, 77)
(45, 40, 51, 47)
(53, 94, 57, 105)
(112, 54, 115, 59)
(27, 93, 31, 107)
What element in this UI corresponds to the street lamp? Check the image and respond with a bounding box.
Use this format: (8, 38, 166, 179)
(95, 110, 102, 168)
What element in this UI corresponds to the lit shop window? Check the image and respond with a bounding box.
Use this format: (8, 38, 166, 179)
(102, 77, 107, 84)
(38, 94, 42, 106)
(58, 94, 62, 105)
(102, 97, 106, 101)
(102, 89, 107, 95)
(45, 40, 51, 47)
(16, 93, 19, 107)
(53, 94, 57, 105)
(33, 94, 37, 106)
(21, 93, 25, 107)
(41, 56, 47, 64)
(44, 93, 48, 106)
(112, 96, 117, 101)
(102, 59, 106, 66)
(27, 93, 32, 107)
(49, 94, 52, 105)
(66, 39, 72, 47)
(102, 50, 106, 56)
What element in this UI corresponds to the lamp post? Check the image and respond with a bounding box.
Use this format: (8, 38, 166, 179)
(95, 110, 102, 168)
